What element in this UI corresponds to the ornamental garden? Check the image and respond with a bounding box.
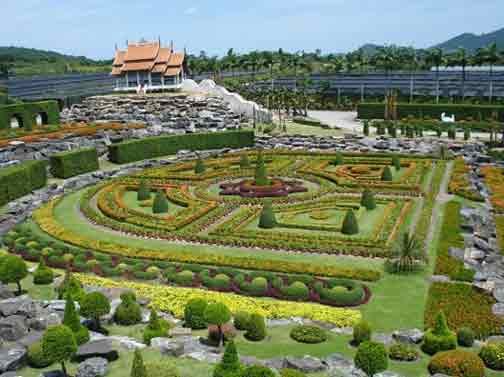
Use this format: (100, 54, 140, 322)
(0, 123, 504, 376)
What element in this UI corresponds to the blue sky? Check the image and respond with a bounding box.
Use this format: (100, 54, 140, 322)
(1, 0, 503, 59)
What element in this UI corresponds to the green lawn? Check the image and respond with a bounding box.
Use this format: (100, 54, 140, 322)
(37, 189, 383, 272)
(122, 190, 185, 216)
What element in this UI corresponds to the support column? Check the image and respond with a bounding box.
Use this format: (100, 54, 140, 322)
(148, 72, 152, 87)
(126, 73, 129, 88)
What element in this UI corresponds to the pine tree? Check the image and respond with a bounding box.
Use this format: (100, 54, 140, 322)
(137, 180, 150, 201)
(214, 341, 241, 377)
(361, 189, 376, 210)
(258, 202, 276, 229)
(392, 155, 401, 171)
(152, 190, 168, 214)
(239, 154, 251, 168)
(433, 311, 450, 336)
(341, 210, 359, 235)
(63, 296, 80, 333)
(254, 151, 270, 186)
(381, 166, 393, 181)
(195, 158, 206, 174)
(130, 348, 147, 377)
(333, 152, 344, 165)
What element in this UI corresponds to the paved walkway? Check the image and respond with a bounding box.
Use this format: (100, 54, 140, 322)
(307, 111, 362, 133)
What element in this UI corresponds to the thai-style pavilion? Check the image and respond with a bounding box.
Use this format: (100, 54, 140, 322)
(111, 40, 186, 91)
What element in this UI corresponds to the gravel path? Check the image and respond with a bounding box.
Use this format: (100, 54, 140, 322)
(307, 111, 362, 133)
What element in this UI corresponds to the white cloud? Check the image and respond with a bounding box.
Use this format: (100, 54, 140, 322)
(184, 6, 198, 15)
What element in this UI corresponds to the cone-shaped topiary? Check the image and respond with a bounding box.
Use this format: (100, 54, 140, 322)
(421, 311, 457, 355)
(381, 166, 393, 181)
(240, 154, 251, 169)
(137, 180, 151, 201)
(254, 152, 270, 186)
(195, 158, 206, 174)
(341, 210, 359, 235)
(57, 269, 85, 303)
(213, 340, 242, 377)
(63, 295, 89, 345)
(333, 152, 344, 165)
(152, 190, 169, 214)
(131, 348, 147, 377)
(360, 189, 376, 211)
(143, 308, 169, 345)
(392, 155, 401, 171)
(258, 201, 276, 229)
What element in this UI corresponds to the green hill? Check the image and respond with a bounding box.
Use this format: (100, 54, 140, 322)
(0, 46, 111, 77)
(433, 27, 504, 53)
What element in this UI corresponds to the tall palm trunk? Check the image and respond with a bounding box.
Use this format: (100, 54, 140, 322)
(436, 66, 440, 104)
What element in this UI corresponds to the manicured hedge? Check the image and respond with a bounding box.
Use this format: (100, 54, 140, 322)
(0, 160, 47, 207)
(49, 148, 99, 179)
(0, 101, 60, 131)
(108, 130, 255, 164)
(357, 103, 504, 121)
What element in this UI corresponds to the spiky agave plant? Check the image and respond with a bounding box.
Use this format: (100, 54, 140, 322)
(388, 233, 424, 273)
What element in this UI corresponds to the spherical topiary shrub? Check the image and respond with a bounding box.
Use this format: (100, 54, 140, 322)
(249, 277, 268, 295)
(281, 281, 309, 301)
(33, 258, 54, 285)
(258, 202, 276, 229)
(479, 342, 504, 370)
(173, 270, 194, 286)
(341, 210, 359, 235)
(280, 369, 306, 377)
(457, 327, 475, 347)
(114, 291, 142, 326)
(184, 298, 208, 330)
(27, 341, 53, 368)
(245, 313, 267, 341)
(381, 166, 393, 181)
(428, 350, 485, 377)
(152, 190, 169, 214)
(234, 311, 251, 331)
(354, 341, 388, 377)
(388, 343, 419, 362)
(352, 320, 371, 346)
(242, 365, 276, 377)
(290, 325, 327, 344)
(421, 311, 457, 355)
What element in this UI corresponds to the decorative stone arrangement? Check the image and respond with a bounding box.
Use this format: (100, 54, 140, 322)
(61, 94, 241, 131)
(219, 178, 307, 198)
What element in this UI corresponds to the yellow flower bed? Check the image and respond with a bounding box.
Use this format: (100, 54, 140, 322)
(76, 274, 361, 327)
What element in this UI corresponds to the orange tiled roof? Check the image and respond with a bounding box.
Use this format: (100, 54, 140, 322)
(155, 48, 171, 64)
(168, 52, 185, 67)
(111, 41, 184, 76)
(121, 61, 155, 72)
(112, 50, 126, 66)
(124, 42, 159, 62)
(165, 66, 182, 77)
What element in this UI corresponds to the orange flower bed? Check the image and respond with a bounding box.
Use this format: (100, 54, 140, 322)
(0, 122, 145, 147)
(481, 165, 504, 213)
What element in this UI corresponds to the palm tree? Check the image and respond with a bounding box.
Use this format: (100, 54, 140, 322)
(373, 46, 401, 97)
(474, 42, 500, 103)
(388, 233, 424, 273)
(447, 47, 470, 100)
(425, 48, 445, 103)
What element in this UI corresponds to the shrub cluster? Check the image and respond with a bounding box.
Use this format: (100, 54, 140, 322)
(428, 350, 485, 377)
(388, 343, 419, 362)
(421, 311, 457, 355)
(354, 341, 388, 377)
(352, 320, 371, 346)
(114, 291, 142, 326)
(290, 325, 327, 344)
(49, 147, 99, 179)
(479, 341, 504, 370)
(244, 313, 266, 341)
(33, 258, 54, 285)
(184, 298, 208, 330)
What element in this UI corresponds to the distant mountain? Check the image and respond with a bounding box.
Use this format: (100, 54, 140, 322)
(0, 46, 111, 77)
(433, 27, 504, 53)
